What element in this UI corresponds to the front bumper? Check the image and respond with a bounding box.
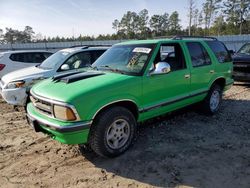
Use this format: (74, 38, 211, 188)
(26, 103, 91, 144)
(0, 86, 28, 106)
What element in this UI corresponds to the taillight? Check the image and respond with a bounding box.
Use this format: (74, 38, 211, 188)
(0, 64, 5, 71)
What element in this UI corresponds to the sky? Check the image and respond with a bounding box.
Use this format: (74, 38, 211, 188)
(0, 0, 203, 38)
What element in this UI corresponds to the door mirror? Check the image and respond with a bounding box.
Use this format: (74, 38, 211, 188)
(228, 50, 235, 55)
(61, 64, 70, 71)
(150, 62, 171, 75)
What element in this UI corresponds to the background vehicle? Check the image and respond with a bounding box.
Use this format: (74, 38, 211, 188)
(26, 37, 233, 157)
(232, 43, 250, 81)
(0, 46, 108, 106)
(0, 50, 52, 78)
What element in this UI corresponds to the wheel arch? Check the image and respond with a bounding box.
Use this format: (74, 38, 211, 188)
(210, 77, 226, 90)
(91, 100, 139, 121)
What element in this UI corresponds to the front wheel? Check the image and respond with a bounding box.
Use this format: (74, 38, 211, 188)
(89, 106, 137, 157)
(201, 84, 222, 115)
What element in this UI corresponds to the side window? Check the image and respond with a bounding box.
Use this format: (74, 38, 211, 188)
(43, 52, 52, 59)
(10, 53, 25, 62)
(32, 53, 46, 63)
(206, 41, 232, 63)
(60, 52, 91, 71)
(186, 42, 211, 67)
(92, 50, 106, 62)
(154, 43, 186, 71)
(10, 53, 45, 63)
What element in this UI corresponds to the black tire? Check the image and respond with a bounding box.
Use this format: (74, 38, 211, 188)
(89, 106, 137, 158)
(201, 84, 223, 115)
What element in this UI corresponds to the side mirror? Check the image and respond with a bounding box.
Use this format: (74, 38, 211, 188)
(150, 62, 171, 75)
(61, 64, 70, 71)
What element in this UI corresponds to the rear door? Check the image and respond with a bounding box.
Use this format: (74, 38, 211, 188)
(185, 41, 214, 95)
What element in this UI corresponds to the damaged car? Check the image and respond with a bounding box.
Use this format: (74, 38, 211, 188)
(0, 46, 108, 106)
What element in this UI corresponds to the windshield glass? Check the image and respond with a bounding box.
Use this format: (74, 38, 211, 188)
(238, 43, 250, 54)
(39, 50, 71, 69)
(92, 44, 155, 75)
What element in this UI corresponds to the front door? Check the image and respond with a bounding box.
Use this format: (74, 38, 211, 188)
(141, 42, 191, 120)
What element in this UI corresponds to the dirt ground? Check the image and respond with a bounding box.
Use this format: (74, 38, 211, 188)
(0, 84, 250, 188)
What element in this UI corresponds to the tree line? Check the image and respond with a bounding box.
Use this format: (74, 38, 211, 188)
(0, 0, 249, 44)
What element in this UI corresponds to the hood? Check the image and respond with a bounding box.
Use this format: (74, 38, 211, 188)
(2, 66, 52, 84)
(31, 71, 136, 102)
(233, 53, 250, 63)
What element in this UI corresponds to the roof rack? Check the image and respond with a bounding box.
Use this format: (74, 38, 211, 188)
(172, 35, 217, 41)
(70, 44, 112, 49)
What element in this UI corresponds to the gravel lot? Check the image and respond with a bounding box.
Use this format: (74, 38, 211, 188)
(0, 84, 250, 188)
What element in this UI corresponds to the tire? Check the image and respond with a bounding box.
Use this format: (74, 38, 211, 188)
(89, 106, 137, 158)
(201, 84, 223, 115)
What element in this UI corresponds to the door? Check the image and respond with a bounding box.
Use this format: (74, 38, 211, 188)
(141, 42, 191, 118)
(185, 42, 214, 94)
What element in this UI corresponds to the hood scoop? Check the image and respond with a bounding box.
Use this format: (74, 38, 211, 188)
(52, 71, 82, 81)
(53, 71, 104, 84)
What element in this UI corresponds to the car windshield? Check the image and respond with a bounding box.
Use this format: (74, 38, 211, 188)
(39, 50, 71, 69)
(92, 44, 154, 75)
(238, 43, 250, 55)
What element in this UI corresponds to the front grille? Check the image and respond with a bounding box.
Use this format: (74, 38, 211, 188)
(30, 94, 53, 116)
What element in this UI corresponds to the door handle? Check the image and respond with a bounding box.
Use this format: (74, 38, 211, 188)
(210, 70, 215, 74)
(184, 74, 191, 79)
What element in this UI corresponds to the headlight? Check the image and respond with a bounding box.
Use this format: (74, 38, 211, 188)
(53, 105, 77, 121)
(6, 81, 25, 89)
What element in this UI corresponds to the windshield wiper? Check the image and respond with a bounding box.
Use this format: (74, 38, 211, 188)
(99, 65, 125, 74)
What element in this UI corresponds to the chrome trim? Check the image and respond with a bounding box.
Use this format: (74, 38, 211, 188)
(30, 90, 81, 121)
(27, 112, 91, 133)
(91, 99, 138, 120)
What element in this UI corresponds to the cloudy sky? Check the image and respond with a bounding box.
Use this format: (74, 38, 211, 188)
(0, 0, 203, 38)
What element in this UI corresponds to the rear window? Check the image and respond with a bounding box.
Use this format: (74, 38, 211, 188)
(9, 52, 47, 63)
(206, 41, 232, 63)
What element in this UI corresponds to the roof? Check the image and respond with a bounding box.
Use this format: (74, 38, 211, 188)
(0, 50, 53, 54)
(117, 36, 218, 46)
(60, 46, 110, 54)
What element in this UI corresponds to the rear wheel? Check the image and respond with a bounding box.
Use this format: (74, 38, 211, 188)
(201, 84, 222, 115)
(89, 106, 137, 157)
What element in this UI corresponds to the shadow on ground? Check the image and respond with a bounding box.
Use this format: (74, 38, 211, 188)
(81, 98, 250, 187)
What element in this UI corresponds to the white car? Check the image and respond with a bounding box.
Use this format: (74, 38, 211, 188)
(0, 50, 52, 78)
(0, 46, 108, 106)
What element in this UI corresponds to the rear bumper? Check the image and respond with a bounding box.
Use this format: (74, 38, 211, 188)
(26, 103, 91, 144)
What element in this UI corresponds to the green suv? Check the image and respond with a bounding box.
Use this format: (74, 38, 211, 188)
(27, 37, 234, 157)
